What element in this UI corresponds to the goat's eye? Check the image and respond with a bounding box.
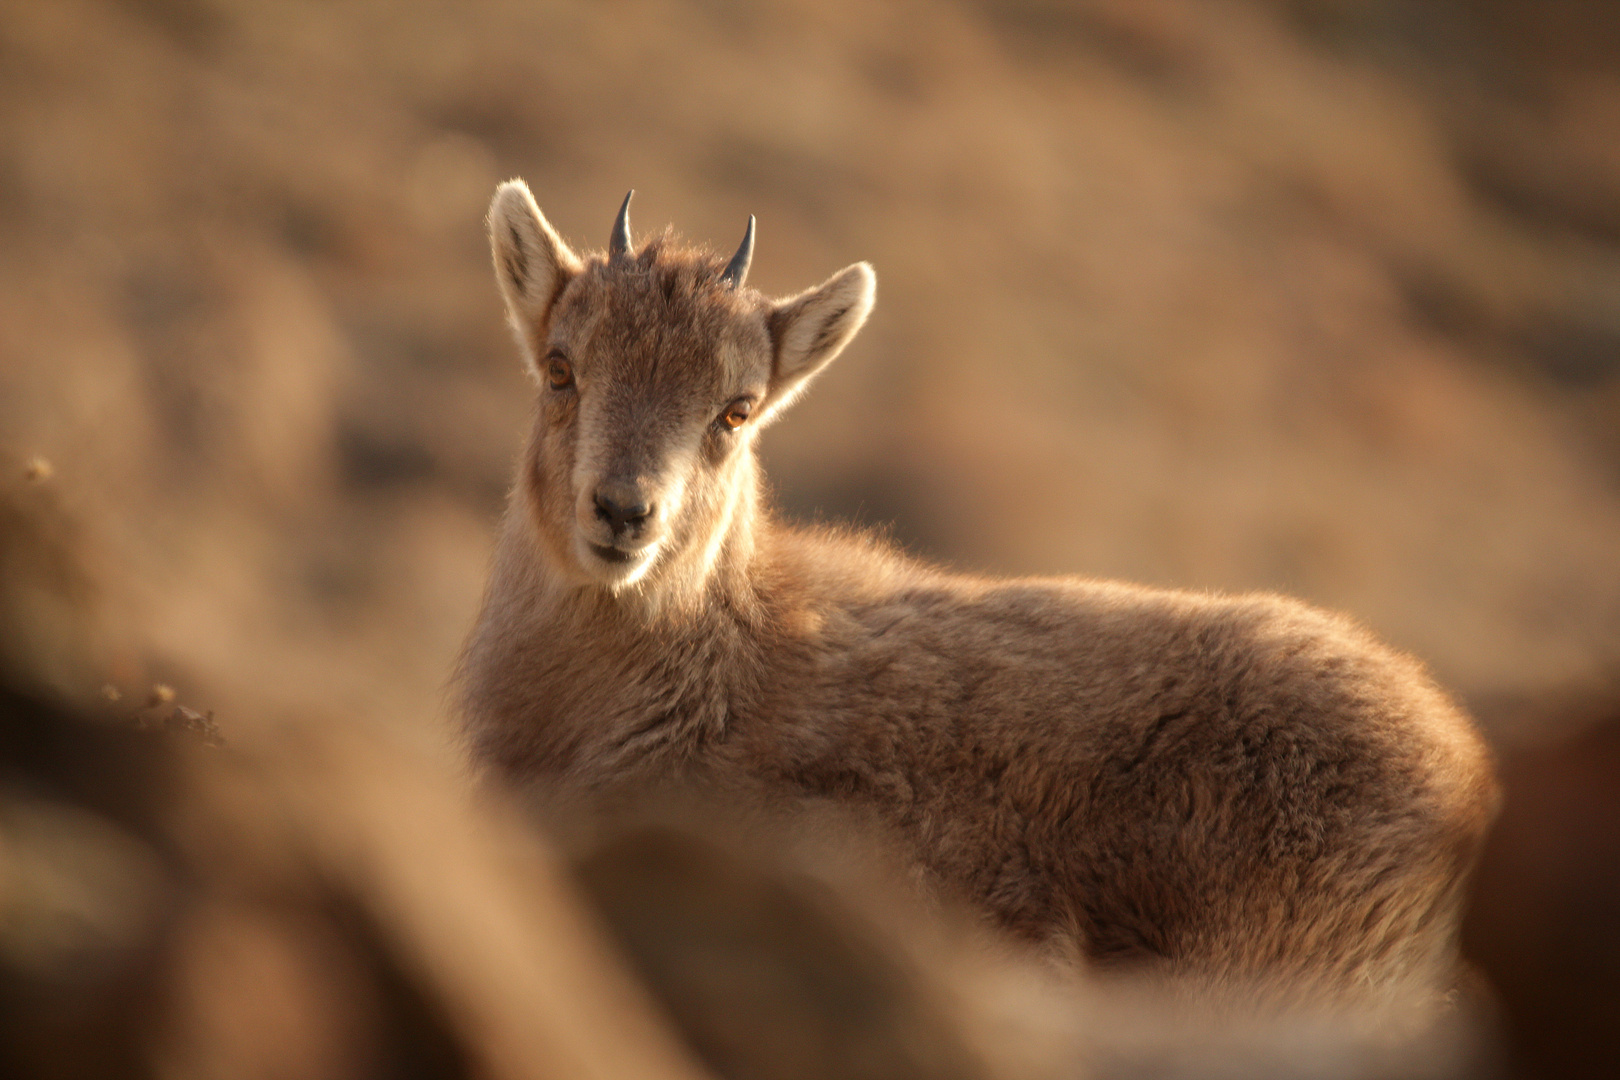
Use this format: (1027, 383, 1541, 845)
(545, 350, 573, 390)
(720, 399, 752, 430)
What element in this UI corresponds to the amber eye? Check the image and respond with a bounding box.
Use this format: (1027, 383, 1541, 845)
(720, 399, 752, 430)
(545, 350, 573, 390)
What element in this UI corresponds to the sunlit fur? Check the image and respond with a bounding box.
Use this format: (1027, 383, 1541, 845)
(458, 180, 1500, 1011)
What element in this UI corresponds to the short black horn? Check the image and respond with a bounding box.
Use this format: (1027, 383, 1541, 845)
(721, 215, 755, 289)
(608, 190, 634, 259)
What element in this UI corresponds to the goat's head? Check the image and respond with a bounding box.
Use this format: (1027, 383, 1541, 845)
(488, 181, 875, 592)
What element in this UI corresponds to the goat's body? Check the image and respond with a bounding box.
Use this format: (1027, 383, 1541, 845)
(462, 487, 1495, 1001)
(460, 182, 1498, 1008)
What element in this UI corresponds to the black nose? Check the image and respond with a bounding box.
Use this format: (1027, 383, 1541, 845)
(594, 491, 652, 534)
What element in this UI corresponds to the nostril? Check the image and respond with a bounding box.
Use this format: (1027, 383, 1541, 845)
(594, 492, 652, 532)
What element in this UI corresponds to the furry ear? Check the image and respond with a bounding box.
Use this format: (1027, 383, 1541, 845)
(487, 179, 581, 367)
(761, 262, 876, 422)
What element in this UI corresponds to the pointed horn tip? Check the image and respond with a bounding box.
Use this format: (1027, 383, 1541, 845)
(722, 214, 756, 289)
(609, 190, 635, 258)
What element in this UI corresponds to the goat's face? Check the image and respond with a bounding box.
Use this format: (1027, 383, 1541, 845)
(488, 182, 874, 591)
(533, 256, 771, 589)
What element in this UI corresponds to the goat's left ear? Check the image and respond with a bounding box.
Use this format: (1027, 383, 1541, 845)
(760, 262, 875, 422)
(488, 179, 582, 369)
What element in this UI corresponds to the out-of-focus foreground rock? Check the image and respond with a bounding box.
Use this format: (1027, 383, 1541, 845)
(0, 682, 1510, 1080)
(0, 683, 719, 1080)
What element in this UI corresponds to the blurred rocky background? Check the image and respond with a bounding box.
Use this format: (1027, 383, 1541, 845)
(3, 0, 1620, 734)
(4, 1, 1620, 1075)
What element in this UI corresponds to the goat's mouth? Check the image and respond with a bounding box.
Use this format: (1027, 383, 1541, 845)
(587, 542, 634, 565)
(575, 533, 660, 586)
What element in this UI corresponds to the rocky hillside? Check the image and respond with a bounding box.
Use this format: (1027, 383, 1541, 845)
(2, 0, 1618, 738)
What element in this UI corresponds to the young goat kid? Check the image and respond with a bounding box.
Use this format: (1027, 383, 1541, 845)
(459, 182, 1498, 1006)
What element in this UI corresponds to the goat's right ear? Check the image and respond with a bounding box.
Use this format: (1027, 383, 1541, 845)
(488, 180, 581, 364)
